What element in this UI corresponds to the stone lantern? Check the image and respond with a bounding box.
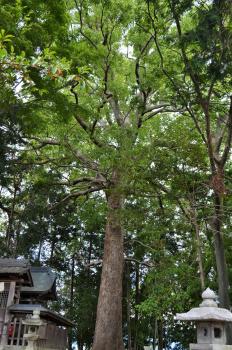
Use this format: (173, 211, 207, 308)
(23, 309, 45, 350)
(176, 288, 232, 350)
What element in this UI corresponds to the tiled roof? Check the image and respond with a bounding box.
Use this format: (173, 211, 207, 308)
(9, 304, 73, 327)
(0, 259, 33, 285)
(21, 266, 56, 298)
(0, 258, 30, 272)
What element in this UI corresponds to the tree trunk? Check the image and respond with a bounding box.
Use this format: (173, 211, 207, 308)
(134, 262, 140, 350)
(78, 343, 83, 350)
(212, 194, 230, 308)
(37, 240, 42, 262)
(188, 196, 205, 291)
(92, 182, 125, 350)
(49, 229, 56, 264)
(87, 233, 93, 278)
(126, 263, 132, 350)
(6, 181, 17, 254)
(157, 320, 163, 350)
(153, 319, 157, 350)
(211, 193, 232, 343)
(69, 255, 75, 350)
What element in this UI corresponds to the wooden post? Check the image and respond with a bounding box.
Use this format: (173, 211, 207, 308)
(1, 281, 15, 347)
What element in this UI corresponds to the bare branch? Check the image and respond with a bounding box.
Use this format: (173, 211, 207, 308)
(84, 257, 154, 268)
(126, 239, 157, 253)
(143, 107, 183, 122)
(125, 257, 154, 268)
(50, 185, 105, 210)
(54, 175, 107, 187)
(26, 136, 100, 173)
(26, 136, 61, 149)
(84, 259, 103, 268)
(141, 103, 170, 116)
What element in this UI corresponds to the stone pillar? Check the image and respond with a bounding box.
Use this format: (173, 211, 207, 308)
(23, 309, 45, 350)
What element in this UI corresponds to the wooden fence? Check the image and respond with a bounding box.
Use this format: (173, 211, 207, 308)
(8, 318, 28, 347)
(7, 318, 67, 349)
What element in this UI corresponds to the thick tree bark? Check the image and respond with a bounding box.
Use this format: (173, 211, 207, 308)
(92, 180, 125, 350)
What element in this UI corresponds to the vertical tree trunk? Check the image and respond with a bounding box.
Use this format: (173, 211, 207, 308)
(87, 233, 93, 278)
(37, 240, 42, 262)
(126, 263, 132, 350)
(92, 181, 125, 350)
(6, 180, 18, 254)
(49, 233, 56, 264)
(188, 196, 205, 291)
(153, 319, 157, 350)
(134, 262, 140, 350)
(157, 320, 163, 350)
(212, 194, 230, 308)
(78, 342, 83, 350)
(69, 255, 75, 350)
(211, 192, 232, 344)
(70, 254, 75, 309)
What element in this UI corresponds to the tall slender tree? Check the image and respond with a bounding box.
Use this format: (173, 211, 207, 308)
(143, 0, 232, 341)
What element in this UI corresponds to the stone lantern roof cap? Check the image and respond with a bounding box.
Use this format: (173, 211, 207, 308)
(176, 288, 232, 322)
(202, 288, 216, 300)
(200, 287, 218, 307)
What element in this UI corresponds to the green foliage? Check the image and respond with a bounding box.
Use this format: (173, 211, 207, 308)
(0, 0, 232, 349)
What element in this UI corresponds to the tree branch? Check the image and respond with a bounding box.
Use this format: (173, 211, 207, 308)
(143, 107, 183, 122)
(125, 257, 154, 268)
(220, 96, 232, 167)
(70, 85, 105, 148)
(146, 3, 207, 144)
(54, 174, 107, 187)
(135, 35, 153, 127)
(50, 185, 105, 210)
(74, 0, 98, 49)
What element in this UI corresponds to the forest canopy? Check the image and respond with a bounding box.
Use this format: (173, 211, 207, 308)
(0, 0, 232, 349)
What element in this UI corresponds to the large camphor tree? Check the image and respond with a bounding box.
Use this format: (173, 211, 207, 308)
(1, 0, 232, 348)
(12, 1, 178, 348)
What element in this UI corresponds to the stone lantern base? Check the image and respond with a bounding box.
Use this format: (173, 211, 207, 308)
(190, 343, 232, 350)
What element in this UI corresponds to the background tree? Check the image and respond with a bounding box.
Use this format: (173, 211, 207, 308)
(1, 0, 232, 349)
(142, 0, 232, 318)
